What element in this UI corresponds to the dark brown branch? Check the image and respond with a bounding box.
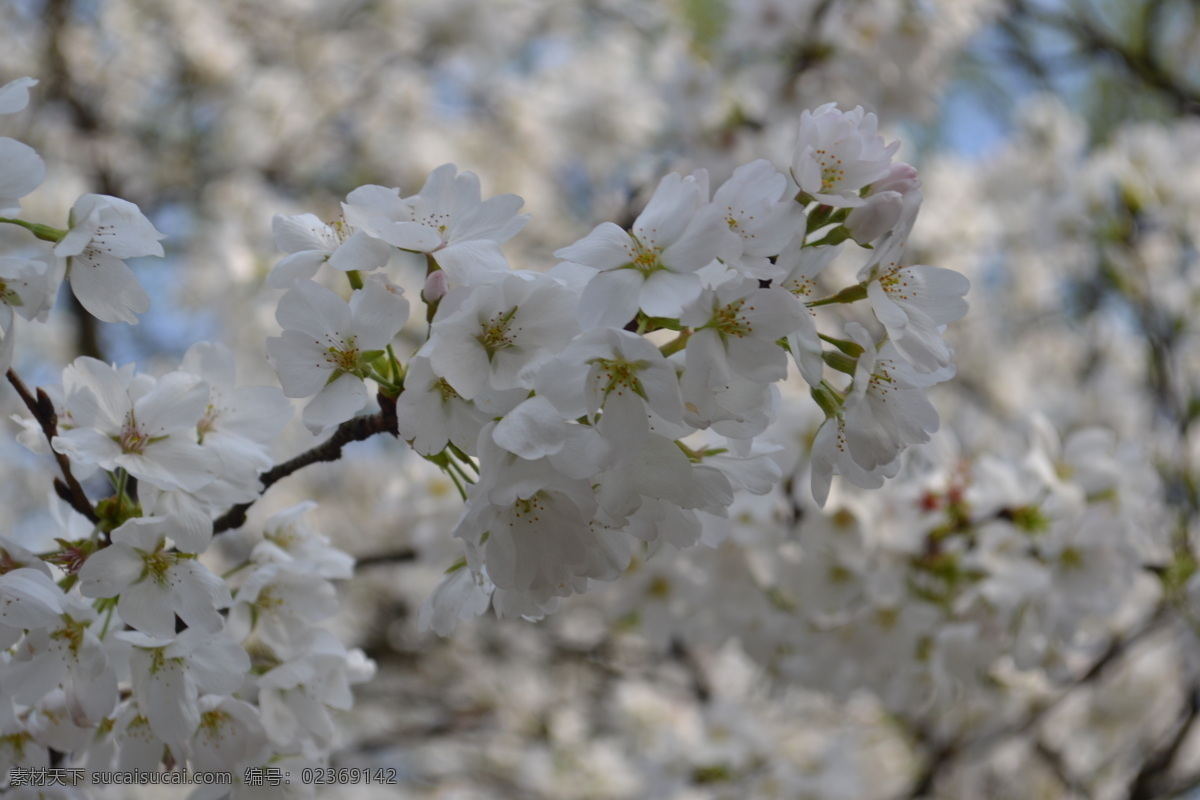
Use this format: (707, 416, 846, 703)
(211, 392, 399, 534)
(6, 368, 98, 523)
(1002, 0, 1200, 116)
(1035, 739, 1093, 799)
(894, 603, 1172, 800)
(352, 548, 418, 569)
(1128, 682, 1200, 800)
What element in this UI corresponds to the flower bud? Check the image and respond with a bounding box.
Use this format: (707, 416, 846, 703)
(846, 190, 904, 245)
(422, 269, 449, 303)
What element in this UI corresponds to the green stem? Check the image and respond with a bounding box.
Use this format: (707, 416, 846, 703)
(811, 380, 844, 418)
(386, 344, 403, 389)
(0, 217, 66, 243)
(447, 441, 479, 475)
(98, 602, 116, 640)
(818, 332, 865, 357)
(806, 283, 868, 308)
(222, 560, 254, 580)
(658, 329, 692, 357)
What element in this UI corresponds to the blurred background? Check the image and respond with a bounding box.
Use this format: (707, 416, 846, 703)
(3, 0, 1200, 797)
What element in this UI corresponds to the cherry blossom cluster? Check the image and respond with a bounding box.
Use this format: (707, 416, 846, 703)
(259, 102, 968, 626)
(0, 75, 969, 785)
(0, 78, 374, 791)
(606, 411, 1164, 715)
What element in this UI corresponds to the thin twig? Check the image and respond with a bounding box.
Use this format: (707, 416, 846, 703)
(211, 392, 400, 534)
(6, 368, 98, 523)
(894, 603, 1173, 800)
(353, 548, 418, 569)
(1128, 681, 1200, 800)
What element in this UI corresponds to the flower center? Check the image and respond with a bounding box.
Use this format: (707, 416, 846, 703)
(477, 307, 519, 357)
(709, 298, 754, 339)
(814, 148, 845, 194)
(119, 412, 150, 454)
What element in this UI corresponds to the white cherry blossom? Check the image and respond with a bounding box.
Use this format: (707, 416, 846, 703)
(266, 212, 393, 288)
(120, 628, 250, 754)
(266, 273, 409, 433)
(857, 202, 970, 373)
(556, 171, 739, 328)
(51, 358, 219, 493)
(342, 164, 529, 285)
(422, 271, 578, 400)
(711, 159, 805, 279)
(53, 194, 165, 324)
(78, 517, 232, 638)
(792, 103, 900, 207)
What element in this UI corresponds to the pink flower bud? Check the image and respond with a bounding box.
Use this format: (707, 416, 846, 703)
(868, 162, 920, 197)
(422, 270, 449, 303)
(846, 190, 904, 245)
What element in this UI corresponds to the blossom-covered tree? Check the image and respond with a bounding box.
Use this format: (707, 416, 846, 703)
(0, 1, 1197, 798)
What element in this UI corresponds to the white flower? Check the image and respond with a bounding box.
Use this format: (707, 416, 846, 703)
(78, 517, 232, 638)
(342, 164, 529, 285)
(266, 273, 409, 434)
(679, 360, 777, 441)
(52, 358, 219, 493)
(182, 341, 292, 496)
(711, 159, 805, 279)
(54, 194, 165, 324)
(189, 696, 268, 774)
(0, 76, 43, 215)
(423, 272, 578, 400)
(857, 203, 970, 373)
(120, 628, 250, 753)
(0, 256, 56, 328)
(2, 592, 117, 725)
(266, 213, 393, 288)
(227, 563, 339, 656)
(555, 172, 739, 328)
(417, 566, 494, 636)
(844, 162, 920, 245)
(809, 414, 900, 507)
(455, 427, 607, 605)
(394, 354, 516, 456)
(792, 103, 900, 207)
(0, 567, 65, 649)
(530, 327, 685, 465)
(251, 502, 354, 580)
(840, 322, 942, 472)
(257, 630, 373, 750)
(681, 276, 806, 387)
(775, 242, 840, 386)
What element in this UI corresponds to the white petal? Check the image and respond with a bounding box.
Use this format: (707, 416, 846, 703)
(0, 77, 37, 114)
(302, 373, 368, 434)
(67, 253, 150, 324)
(577, 269, 643, 330)
(492, 396, 567, 459)
(554, 222, 635, 270)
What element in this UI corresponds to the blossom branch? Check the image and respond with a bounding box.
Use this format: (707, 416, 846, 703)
(6, 367, 98, 523)
(211, 391, 399, 534)
(894, 603, 1172, 800)
(1127, 679, 1200, 800)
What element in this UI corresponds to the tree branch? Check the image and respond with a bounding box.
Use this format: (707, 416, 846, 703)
(1128, 681, 1200, 800)
(894, 602, 1172, 800)
(353, 547, 418, 569)
(211, 392, 400, 534)
(6, 368, 98, 523)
